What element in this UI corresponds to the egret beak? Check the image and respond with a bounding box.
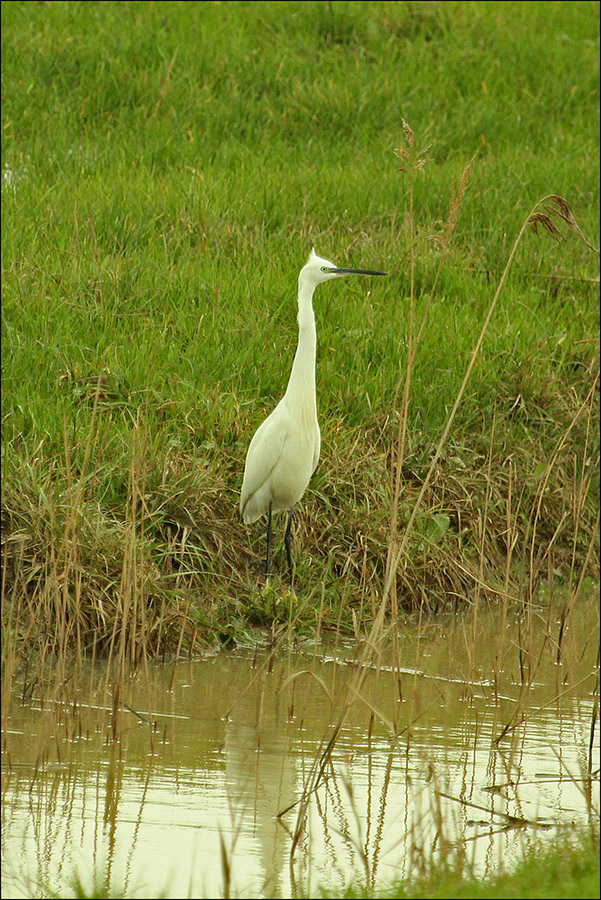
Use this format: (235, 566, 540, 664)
(327, 267, 387, 276)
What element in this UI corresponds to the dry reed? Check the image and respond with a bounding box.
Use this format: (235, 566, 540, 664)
(286, 125, 599, 861)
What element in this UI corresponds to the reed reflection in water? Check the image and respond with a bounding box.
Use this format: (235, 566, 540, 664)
(2, 598, 599, 898)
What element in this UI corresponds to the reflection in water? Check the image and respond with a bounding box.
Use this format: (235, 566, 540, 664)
(1, 599, 599, 898)
(224, 671, 297, 897)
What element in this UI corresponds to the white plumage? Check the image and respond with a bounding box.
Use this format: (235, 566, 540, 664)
(240, 248, 386, 576)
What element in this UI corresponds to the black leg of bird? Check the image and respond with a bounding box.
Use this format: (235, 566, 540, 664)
(265, 501, 274, 576)
(284, 507, 294, 578)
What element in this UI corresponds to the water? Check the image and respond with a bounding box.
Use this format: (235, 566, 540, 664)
(2, 598, 599, 898)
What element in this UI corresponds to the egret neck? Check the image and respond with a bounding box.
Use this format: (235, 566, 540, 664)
(284, 274, 318, 424)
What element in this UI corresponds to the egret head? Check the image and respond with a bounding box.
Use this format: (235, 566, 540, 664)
(300, 248, 387, 289)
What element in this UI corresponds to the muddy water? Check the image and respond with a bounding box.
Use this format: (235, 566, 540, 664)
(2, 598, 599, 898)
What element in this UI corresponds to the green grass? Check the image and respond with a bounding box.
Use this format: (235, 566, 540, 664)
(1, 0, 599, 658)
(327, 832, 601, 899)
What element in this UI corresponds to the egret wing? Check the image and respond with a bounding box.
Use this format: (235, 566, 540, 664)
(240, 401, 290, 522)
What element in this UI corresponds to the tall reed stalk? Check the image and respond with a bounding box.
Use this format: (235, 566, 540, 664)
(289, 126, 599, 860)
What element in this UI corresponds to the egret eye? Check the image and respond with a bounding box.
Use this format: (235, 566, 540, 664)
(320, 266, 328, 272)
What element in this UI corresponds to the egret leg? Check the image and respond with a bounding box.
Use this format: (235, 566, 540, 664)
(284, 507, 294, 578)
(265, 501, 274, 576)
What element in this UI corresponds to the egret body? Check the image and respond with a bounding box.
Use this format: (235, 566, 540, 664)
(240, 249, 386, 577)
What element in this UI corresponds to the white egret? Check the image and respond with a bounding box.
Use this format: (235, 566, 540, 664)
(240, 248, 386, 577)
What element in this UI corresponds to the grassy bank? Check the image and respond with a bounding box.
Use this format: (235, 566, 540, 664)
(2, 1, 599, 664)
